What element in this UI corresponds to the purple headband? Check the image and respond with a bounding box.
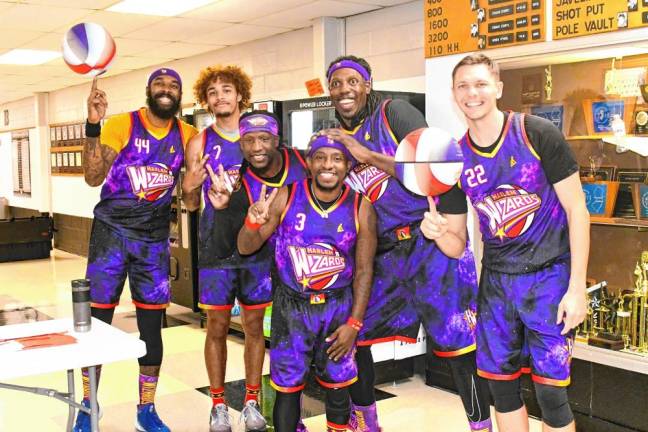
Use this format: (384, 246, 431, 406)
(308, 135, 353, 162)
(239, 113, 279, 137)
(327, 59, 371, 82)
(148, 67, 182, 90)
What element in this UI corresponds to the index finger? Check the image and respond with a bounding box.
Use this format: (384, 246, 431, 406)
(258, 184, 267, 202)
(91, 75, 98, 92)
(265, 187, 279, 207)
(427, 196, 439, 214)
(205, 163, 217, 181)
(198, 154, 210, 168)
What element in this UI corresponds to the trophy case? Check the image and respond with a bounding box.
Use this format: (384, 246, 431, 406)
(495, 54, 648, 432)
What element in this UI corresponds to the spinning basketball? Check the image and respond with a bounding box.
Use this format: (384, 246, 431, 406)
(395, 127, 464, 196)
(62, 22, 116, 77)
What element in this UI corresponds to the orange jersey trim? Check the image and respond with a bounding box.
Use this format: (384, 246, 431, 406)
(270, 380, 306, 393)
(315, 375, 358, 389)
(466, 111, 513, 158)
(433, 343, 476, 358)
(199, 303, 234, 311)
(519, 113, 541, 160)
(357, 335, 417, 346)
(240, 301, 272, 310)
(531, 374, 571, 387)
(132, 300, 169, 310)
(304, 181, 351, 218)
(477, 369, 523, 381)
(91, 302, 118, 309)
(280, 183, 298, 224)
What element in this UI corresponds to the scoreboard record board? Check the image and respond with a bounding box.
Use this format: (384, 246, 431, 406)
(554, 0, 648, 40)
(424, 0, 546, 58)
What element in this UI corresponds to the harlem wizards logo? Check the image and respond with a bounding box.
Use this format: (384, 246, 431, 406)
(345, 163, 389, 202)
(126, 163, 175, 201)
(288, 242, 346, 290)
(475, 184, 541, 240)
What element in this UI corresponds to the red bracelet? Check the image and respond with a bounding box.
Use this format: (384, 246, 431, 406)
(244, 216, 261, 231)
(347, 317, 363, 331)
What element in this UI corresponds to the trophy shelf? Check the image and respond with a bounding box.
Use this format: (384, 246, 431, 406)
(590, 216, 648, 228)
(566, 134, 648, 140)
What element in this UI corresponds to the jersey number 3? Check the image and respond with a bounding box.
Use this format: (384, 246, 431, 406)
(295, 213, 306, 231)
(465, 164, 487, 187)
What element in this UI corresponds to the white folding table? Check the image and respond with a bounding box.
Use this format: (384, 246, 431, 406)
(0, 317, 146, 432)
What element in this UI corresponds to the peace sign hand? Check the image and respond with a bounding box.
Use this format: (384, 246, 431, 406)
(205, 163, 233, 209)
(87, 76, 107, 124)
(185, 154, 209, 192)
(421, 196, 448, 240)
(247, 184, 279, 226)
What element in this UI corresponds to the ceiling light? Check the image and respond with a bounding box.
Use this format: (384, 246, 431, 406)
(107, 0, 215, 17)
(0, 49, 61, 65)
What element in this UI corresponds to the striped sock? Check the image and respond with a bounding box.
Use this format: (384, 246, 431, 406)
(210, 386, 226, 407)
(326, 421, 348, 432)
(139, 374, 158, 405)
(81, 366, 102, 401)
(244, 383, 260, 404)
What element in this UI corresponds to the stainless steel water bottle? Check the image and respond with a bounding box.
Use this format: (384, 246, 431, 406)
(71, 279, 91, 332)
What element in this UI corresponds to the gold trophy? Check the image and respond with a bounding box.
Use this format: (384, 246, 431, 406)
(620, 252, 648, 352)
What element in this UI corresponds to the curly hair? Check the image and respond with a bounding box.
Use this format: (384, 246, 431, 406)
(192, 65, 252, 112)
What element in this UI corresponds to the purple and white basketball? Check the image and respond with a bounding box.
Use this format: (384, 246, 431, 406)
(395, 127, 464, 196)
(62, 22, 116, 77)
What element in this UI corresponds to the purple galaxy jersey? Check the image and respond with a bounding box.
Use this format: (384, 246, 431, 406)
(458, 112, 573, 386)
(93, 110, 185, 241)
(344, 100, 478, 349)
(274, 180, 359, 294)
(198, 126, 242, 263)
(344, 100, 428, 238)
(270, 180, 360, 391)
(477, 261, 574, 386)
(197, 126, 273, 310)
(458, 111, 570, 274)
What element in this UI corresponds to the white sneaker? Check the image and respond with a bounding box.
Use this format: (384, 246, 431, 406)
(210, 404, 232, 432)
(239, 400, 267, 431)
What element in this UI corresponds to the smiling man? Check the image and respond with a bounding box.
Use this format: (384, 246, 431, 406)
(322, 55, 492, 432)
(197, 110, 308, 430)
(238, 135, 376, 432)
(181, 66, 271, 432)
(77, 68, 197, 432)
(450, 53, 588, 432)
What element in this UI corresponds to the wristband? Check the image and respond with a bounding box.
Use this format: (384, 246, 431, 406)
(85, 120, 101, 138)
(244, 216, 261, 231)
(347, 317, 363, 331)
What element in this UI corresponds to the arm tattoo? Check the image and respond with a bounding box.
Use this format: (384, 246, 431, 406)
(83, 137, 117, 187)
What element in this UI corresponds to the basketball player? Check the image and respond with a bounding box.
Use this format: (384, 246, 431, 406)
(237, 135, 376, 432)
(322, 55, 492, 432)
(76, 68, 197, 432)
(449, 54, 588, 431)
(182, 66, 270, 432)
(197, 110, 308, 431)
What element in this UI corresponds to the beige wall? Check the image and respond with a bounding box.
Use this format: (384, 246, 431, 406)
(0, 1, 426, 219)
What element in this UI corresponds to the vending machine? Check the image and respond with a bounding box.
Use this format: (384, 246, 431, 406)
(281, 91, 425, 149)
(169, 172, 200, 311)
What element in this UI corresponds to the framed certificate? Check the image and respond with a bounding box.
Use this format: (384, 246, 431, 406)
(531, 104, 564, 132)
(583, 98, 636, 135)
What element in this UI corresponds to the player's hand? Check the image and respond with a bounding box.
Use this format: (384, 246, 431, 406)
(87, 76, 107, 124)
(247, 184, 278, 226)
(556, 282, 587, 335)
(421, 197, 448, 240)
(320, 128, 370, 163)
(325, 324, 357, 362)
(184, 154, 209, 192)
(205, 163, 233, 209)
